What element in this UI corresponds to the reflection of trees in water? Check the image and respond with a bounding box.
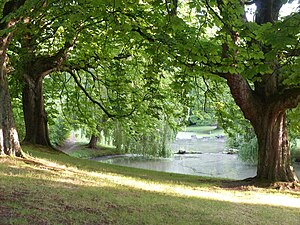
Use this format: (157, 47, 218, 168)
(174, 153, 255, 179)
(170, 137, 226, 153)
(98, 150, 300, 179)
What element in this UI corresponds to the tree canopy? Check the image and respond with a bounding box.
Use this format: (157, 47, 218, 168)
(1, 0, 299, 182)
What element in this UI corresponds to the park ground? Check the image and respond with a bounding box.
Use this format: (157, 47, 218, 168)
(0, 144, 300, 225)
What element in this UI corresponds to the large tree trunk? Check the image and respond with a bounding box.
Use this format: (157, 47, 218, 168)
(254, 109, 298, 182)
(226, 75, 299, 182)
(88, 135, 98, 149)
(22, 75, 52, 147)
(19, 30, 72, 147)
(0, 9, 23, 156)
(0, 64, 22, 156)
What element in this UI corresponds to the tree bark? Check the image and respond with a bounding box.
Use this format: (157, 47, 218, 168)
(0, 63, 22, 156)
(88, 135, 98, 149)
(254, 108, 298, 182)
(22, 75, 52, 146)
(0, 0, 29, 157)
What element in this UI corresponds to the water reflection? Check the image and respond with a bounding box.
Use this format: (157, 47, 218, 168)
(96, 153, 257, 180)
(93, 135, 300, 180)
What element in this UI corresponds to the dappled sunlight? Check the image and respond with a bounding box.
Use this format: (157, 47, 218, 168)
(85, 171, 300, 209)
(1, 154, 299, 210)
(4, 156, 299, 210)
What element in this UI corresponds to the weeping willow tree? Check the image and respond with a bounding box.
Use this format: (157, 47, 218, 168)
(112, 116, 176, 158)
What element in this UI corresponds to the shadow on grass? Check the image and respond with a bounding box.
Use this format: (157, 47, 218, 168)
(1, 166, 300, 225)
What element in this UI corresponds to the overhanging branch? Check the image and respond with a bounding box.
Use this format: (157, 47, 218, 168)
(0, 0, 27, 29)
(66, 69, 115, 118)
(226, 74, 261, 125)
(284, 49, 300, 58)
(276, 87, 300, 111)
(132, 27, 155, 42)
(64, 67, 145, 119)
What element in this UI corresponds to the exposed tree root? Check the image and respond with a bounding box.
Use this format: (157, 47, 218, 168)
(0, 145, 68, 172)
(86, 144, 100, 150)
(272, 182, 300, 191)
(14, 154, 67, 172)
(221, 176, 300, 192)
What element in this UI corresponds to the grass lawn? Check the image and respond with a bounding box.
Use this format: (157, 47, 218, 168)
(0, 144, 299, 224)
(67, 143, 119, 159)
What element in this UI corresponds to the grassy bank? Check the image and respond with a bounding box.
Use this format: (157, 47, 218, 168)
(0, 145, 299, 225)
(67, 143, 119, 159)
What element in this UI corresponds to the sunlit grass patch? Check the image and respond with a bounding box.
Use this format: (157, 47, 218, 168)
(0, 145, 300, 224)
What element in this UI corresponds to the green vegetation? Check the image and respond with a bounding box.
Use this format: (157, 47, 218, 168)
(182, 126, 224, 138)
(293, 139, 300, 162)
(68, 143, 118, 159)
(1, 2, 300, 224)
(0, 145, 299, 224)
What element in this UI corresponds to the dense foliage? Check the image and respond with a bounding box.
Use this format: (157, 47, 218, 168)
(1, 0, 299, 182)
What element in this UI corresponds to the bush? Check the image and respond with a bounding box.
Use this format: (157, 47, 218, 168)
(238, 136, 258, 164)
(49, 116, 71, 146)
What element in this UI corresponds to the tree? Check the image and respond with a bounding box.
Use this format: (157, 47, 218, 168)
(88, 135, 99, 149)
(10, 0, 94, 146)
(3, 0, 298, 184)
(187, 0, 300, 182)
(0, 0, 27, 156)
(1, 0, 106, 151)
(11, 0, 173, 147)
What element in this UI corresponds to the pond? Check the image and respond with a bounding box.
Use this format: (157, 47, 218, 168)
(93, 133, 300, 180)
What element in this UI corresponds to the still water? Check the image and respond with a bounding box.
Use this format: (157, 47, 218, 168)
(93, 134, 300, 180)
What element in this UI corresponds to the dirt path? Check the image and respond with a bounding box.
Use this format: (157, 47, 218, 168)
(58, 134, 81, 154)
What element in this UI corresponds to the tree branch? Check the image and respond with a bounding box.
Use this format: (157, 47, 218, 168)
(276, 87, 300, 111)
(284, 48, 300, 58)
(131, 27, 155, 42)
(0, 0, 27, 29)
(66, 69, 115, 118)
(28, 34, 76, 78)
(244, 0, 255, 5)
(226, 74, 262, 125)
